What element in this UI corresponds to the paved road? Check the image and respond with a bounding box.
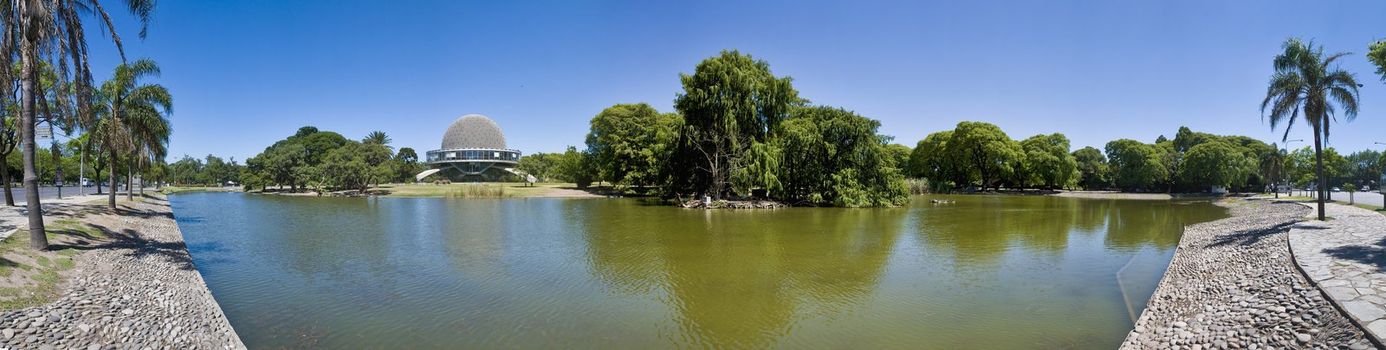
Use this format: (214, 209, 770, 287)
(0, 185, 132, 201)
(1279, 190, 1386, 208)
(1331, 191, 1385, 208)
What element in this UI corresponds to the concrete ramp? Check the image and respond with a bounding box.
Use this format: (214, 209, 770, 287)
(415, 169, 442, 182)
(503, 168, 537, 183)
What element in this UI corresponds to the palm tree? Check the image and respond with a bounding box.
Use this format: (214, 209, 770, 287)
(90, 59, 170, 209)
(363, 130, 391, 148)
(1260, 144, 1285, 198)
(125, 94, 169, 199)
(4, 0, 156, 250)
(1262, 38, 1361, 220)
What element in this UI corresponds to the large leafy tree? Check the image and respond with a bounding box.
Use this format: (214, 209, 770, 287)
(670, 50, 801, 199)
(1072, 146, 1108, 190)
(1019, 133, 1078, 189)
(243, 127, 348, 191)
(1180, 142, 1254, 191)
(1344, 150, 1381, 189)
(1105, 139, 1167, 192)
(516, 152, 560, 182)
(906, 131, 956, 187)
(773, 106, 907, 206)
(554, 146, 595, 188)
(391, 147, 422, 183)
(1261, 38, 1361, 220)
(585, 103, 681, 189)
(947, 121, 1022, 190)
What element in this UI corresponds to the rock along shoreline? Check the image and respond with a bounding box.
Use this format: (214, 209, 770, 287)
(0, 195, 245, 349)
(1121, 198, 1373, 349)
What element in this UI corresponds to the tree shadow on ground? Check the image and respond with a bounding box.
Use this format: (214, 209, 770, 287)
(48, 223, 194, 271)
(1322, 237, 1386, 272)
(1206, 221, 1298, 248)
(41, 201, 173, 221)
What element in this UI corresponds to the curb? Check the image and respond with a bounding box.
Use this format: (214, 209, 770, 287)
(1284, 201, 1385, 349)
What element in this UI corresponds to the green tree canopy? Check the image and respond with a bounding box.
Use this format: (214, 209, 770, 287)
(1019, 133, 1078, 189)
(1180, 142, 1255, 190)
(670, 50, 802, 198)
(518, 152, 561, 182)
(772, 106, 907, 206)
(1105, 139, 1167, 192)
(1072, 146, 1108, 190)
(948, 121, 1023, 190)
(585, 103, 682, 188)
(906, 130, 955, 186)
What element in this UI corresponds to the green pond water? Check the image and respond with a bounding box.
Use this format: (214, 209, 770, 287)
(170, 193, 1227, 349)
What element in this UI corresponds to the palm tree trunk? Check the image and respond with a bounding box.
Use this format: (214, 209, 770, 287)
(2, 161, 13, 206)
(18, 34, 46, 250)
(108, 148, 117, 210)
(126, 159, 133, 201)
(1314, 132, 1326, 220)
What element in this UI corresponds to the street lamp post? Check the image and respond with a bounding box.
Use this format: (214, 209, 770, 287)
(1373, 141, 1386, 209)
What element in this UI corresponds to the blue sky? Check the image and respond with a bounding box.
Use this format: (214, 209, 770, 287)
(81, 0, 1386, 161)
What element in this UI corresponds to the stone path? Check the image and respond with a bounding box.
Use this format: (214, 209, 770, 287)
(1122, 199, 1371, 349)
(1289, 201, 1386, 345)
(0, 195, 244, 349)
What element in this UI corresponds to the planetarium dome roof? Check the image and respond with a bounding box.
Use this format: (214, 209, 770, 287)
(440, 114, 507, 150)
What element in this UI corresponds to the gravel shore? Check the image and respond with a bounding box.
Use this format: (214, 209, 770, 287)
(0, 196, 244, 349)
(1121, 199, 1373, 349)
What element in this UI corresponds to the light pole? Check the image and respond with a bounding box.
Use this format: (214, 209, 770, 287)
(1284, 140, 1303, 197)
(1373, 141, 1386, 208)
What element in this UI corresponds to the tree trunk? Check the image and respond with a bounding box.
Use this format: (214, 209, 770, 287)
(108, 148, 117, 210)
(126, 160, 133, 201)
(1314, 132, 1326, 220)
(19, 34, 46, 250)
(2, 160, 13, 206)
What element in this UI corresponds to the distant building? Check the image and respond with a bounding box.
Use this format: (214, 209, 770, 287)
(419, 114, 522, 182)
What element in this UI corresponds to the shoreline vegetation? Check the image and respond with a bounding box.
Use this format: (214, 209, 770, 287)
(171, 47, 1385, 209)
(167, 182, 1254, 204)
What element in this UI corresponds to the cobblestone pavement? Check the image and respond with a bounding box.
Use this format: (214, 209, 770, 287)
(1290, 201, 1386, 345)
(1122, 199, 1372, 349)
(0, 195, 244, 349)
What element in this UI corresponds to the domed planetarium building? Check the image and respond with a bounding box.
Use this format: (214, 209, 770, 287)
(420, 114, 522, 182)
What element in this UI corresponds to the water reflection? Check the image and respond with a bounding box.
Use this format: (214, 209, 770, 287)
(575, 203, 905, 348)
(172, 193, 1227, 349)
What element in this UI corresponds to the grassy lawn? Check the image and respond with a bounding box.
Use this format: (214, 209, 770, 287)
(374, 182, 580, 198)
(0, 218, 105, 310)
